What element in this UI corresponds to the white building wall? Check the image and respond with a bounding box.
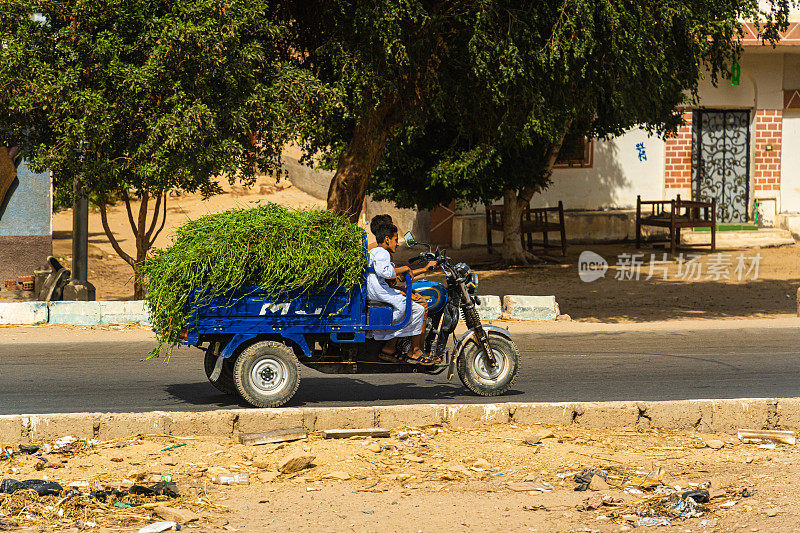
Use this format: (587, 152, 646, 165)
(536, 130, 666, 210)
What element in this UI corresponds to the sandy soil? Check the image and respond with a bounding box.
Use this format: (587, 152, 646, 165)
(430, 243, 800, 323)
(35, 176, 800, 322)
(1, 423, 797, 532)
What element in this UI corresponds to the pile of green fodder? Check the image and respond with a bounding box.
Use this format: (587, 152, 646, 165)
(143, 203, 366, 358)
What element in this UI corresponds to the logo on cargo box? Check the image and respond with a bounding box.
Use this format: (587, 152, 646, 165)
(259, 303, 323, 316)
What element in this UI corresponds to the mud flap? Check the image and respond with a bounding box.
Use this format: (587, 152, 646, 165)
(209, 348, 224, 381)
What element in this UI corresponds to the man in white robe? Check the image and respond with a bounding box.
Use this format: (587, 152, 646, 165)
(367, 222, 436, 364)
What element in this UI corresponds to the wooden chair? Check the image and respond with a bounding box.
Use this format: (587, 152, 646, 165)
(636, 195, 716, 254)
(485, 201, 567, 256)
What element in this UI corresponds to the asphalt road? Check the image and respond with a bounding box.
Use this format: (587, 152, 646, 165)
(1, 326, 799, 414)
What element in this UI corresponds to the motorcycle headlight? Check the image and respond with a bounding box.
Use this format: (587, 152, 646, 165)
(466, 272, 479, 290)
(454, 262, 471, 279)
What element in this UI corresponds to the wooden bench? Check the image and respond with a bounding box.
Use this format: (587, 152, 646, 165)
(636, 195, 716, 254)
(485, 201, 567, 256)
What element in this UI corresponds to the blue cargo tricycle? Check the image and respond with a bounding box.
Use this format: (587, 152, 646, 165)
(179, 232, 520, 407)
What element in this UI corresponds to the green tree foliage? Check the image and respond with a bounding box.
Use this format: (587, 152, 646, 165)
(0, 0, 332, 297)
(305, 0, 792, 262)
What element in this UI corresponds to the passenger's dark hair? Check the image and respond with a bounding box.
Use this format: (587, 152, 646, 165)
(374, 222, 398, 245)
(370, 214, 393, 236)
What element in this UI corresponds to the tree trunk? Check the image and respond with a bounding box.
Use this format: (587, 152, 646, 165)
(500, 188, 530, 264)
(500, 123, 573, 265)
(327, 97, 401, 222)
(99, 190, 167, 299)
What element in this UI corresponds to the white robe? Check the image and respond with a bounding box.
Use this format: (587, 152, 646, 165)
(366, 247, 425, 341)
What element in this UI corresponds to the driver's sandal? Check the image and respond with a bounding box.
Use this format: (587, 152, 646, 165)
(405, 352, 437, 366)
(378, 351, 403, 363)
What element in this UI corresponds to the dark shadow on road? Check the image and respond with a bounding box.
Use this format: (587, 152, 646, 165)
(164, 378, 524, 408)
(286, 377, 524, 406)
(165, 382, 250, 408)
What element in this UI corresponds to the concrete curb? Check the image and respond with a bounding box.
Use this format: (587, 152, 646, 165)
(0, 296, 560, 325)
(1, 398, 798, 442)
(0, 300, 150, 326)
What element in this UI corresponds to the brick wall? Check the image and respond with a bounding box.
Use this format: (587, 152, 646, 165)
(754, 109, 782, 192)
(664, 110, 693, 190)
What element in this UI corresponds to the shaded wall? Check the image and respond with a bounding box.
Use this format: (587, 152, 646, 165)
(0, 155, 52, 283)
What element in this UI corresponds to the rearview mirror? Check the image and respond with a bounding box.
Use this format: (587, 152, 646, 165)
(403, 231, 416, 246)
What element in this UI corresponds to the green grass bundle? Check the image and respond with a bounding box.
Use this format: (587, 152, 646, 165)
(144, 203, 366, 358)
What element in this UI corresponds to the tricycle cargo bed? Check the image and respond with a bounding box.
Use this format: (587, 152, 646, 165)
(186, 285, 367, 332)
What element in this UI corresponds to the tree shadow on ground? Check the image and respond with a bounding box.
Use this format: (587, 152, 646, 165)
(398, 243, 800, 322)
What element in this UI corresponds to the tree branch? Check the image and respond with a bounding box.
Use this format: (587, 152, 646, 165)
(99, 202, 135, 266)
(145, 190, 163, 242)
(517, 119, 573, 208)
(121, 189, 139, 237)
(136, 191, 149, 257)
(149, 192, 168, 247)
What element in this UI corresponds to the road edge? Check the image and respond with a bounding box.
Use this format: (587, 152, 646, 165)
(2, 398, 799, 442)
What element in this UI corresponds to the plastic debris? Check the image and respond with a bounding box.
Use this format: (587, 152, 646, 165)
(0, 478, 63, 496)
(759, 443, 777, 450)
(737, 429, 796, 445)
(18, 444, 39, 455)
(129, 481, 181, 498)
(636, 517, 671, 527)
(54, 436, 78, 450)
(211, 473, 250, 485)
(138, 521, 180, 533)
(159, 443, 187, 452)
(681, 488, 710, 504)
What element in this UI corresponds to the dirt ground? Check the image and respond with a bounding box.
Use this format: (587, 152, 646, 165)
(1, 423, 797, 532)
(35, 175, 800, 322)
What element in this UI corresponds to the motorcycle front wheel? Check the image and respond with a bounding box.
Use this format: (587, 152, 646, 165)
(456, 332, 519, 396)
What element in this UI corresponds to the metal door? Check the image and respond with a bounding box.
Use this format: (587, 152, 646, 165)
(692, 110, 750, 222)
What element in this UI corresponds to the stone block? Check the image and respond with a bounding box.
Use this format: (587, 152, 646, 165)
(511, 402, 575, 426)
(444, 403, 511, 427)
(0, 416, 23, 442)
(475, 295, 502, 320)
(97, 412, 170, 440)
(48, 301, 101, 325)
(574, 402, 639, 428)
(26, 413, 99, 441)
(709, 399, 777, 433)
(307, 407, 377, 432)
(0, 302, 48, 325)
(777, 398, 800, 430)
(168, 410, 237, 437)
(376, 404, 446, 429)
(502, 295, 559, 320)
(236, 408, 307, 434)
(640, 400, 714, 431)
(99, 300, 150, 324)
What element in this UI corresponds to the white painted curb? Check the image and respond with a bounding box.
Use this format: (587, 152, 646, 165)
(0, 302, 48, 325)
(0, 300, 150, 326)
(475, 295, 502, 320)
(503, 295, 559, 320)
